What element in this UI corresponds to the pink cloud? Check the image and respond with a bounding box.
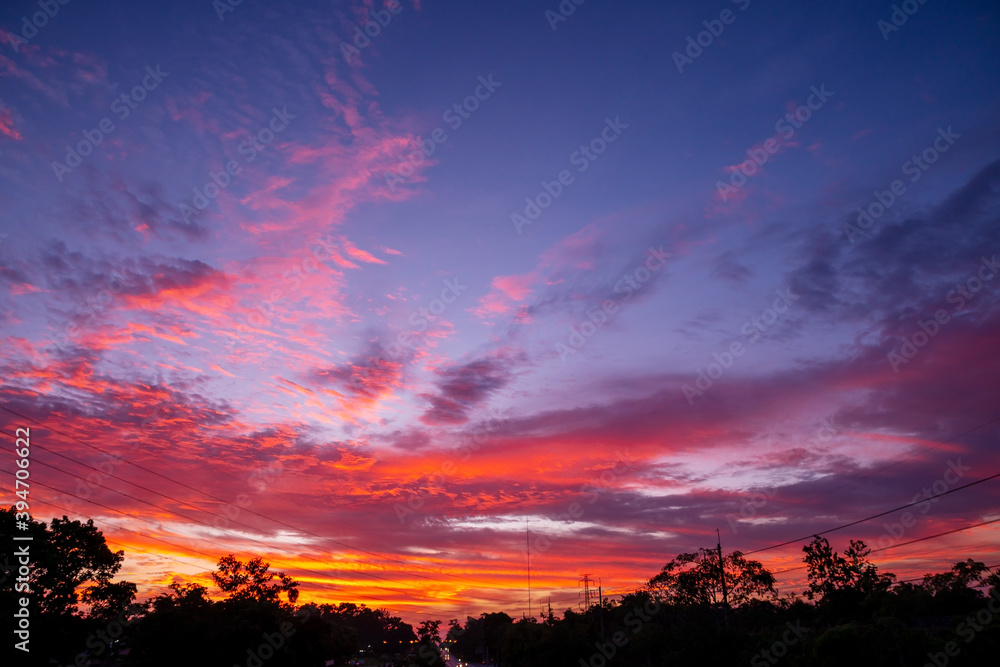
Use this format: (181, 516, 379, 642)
(472, 273, 537, 320)
(0, 107, 22, 140)
(342, 239, 387, 265)
(492, 274, 534, 301)
(165, 92, 219, 134)
(0, 53, 68, 106)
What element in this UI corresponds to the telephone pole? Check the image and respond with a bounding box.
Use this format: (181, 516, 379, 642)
(598, 579, 605, 639)
(526, 519, 531, 618)
(716, 529, 729, 609)
(717, 529, 730, 629)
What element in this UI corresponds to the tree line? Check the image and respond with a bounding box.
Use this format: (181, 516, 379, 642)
(2, 507, 998, 666)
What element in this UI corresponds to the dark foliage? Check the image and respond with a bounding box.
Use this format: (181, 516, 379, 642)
(4, 509, 999, 667)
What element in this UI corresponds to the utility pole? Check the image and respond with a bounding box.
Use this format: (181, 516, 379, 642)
(717, 528, 730, 630)
(598, 580, 605, 639)
(716, 529, 729, 608)
(526, 519, 531, 618)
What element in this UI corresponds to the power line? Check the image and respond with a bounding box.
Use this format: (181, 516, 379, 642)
(768, 517, 1000, 576)
(743, 470, 1000, 556)
(896, 563, 1000, 585)
(5, 456, 476, 595)
(5, 435, 510, 594)
(6, 404, 996, 610)
(14, 495, 444, 614)
(0, 466, 512, 605)
(0, 408, 512, 590)
(19, 486, 527, 619)
(0, 406, 456, 573)
(870, 517, 1000, 555)
(732, 413, 1000, 535)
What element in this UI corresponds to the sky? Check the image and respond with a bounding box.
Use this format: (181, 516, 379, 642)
(1, 0, 999, 623)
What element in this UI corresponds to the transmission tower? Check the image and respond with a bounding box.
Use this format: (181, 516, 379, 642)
(579, 573, 594, 611)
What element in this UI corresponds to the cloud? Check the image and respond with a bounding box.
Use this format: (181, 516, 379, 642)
(312, 344, 405, 419)
(31, 242, 233, 325)
(419, 355, 517, 425)
(472, 272, 537, 320)
(785, 158, 1000, 319)
(0, 52, 70, 106)
(0, 106, 22, 140)
(379, 428, 433, 451)
(712, 250, 754, 284)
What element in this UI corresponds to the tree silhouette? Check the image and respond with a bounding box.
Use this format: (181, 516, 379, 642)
(1, 508, 135, 618)
(211, 553, 300, 604)
(415, 619, 444, 666)
(921, 558, 990, 595)
(1, 508, 136, 666)
(802, 536, 894, 602)
(647, 547, 777, 606)
(6, 507, 999, 667)
(82, 579, 138, 623)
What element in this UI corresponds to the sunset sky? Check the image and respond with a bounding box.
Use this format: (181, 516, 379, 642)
(1, 0, 999, 624)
